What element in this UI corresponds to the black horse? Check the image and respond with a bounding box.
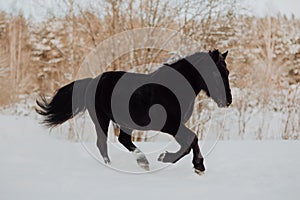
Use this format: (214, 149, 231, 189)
(36, 49, 232, 175)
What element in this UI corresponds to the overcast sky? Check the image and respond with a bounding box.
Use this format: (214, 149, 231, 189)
(0, 0, 299, 20)
(245, 0, 300, 17)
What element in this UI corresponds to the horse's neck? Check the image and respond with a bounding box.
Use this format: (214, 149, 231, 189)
(164, 59, 206, 96)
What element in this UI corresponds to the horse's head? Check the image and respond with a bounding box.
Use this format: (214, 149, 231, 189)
(208, 49, 232, 107)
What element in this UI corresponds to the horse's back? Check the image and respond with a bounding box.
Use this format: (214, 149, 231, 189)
(93, 71, 148, 119)
(91, 70, 193, 131)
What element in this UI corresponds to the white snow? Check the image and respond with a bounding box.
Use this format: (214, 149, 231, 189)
(1, 114, 300, 200)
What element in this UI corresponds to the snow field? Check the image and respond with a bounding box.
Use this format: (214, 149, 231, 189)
(1, 114, 299, 200)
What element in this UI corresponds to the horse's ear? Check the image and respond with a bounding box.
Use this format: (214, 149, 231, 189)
(209, 49, 219, 61)
(222, 51, 228, 59)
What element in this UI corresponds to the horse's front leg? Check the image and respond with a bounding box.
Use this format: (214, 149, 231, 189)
(191, 137, 205, 175)
(158, 125, 205, 174)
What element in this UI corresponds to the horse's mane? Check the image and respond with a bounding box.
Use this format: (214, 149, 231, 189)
(164, 53, 189, 67)
(164, 49, 220, 68)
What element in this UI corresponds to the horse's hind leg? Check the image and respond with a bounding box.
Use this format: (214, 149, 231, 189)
(89, 109, 111, 164)
(118, 127, 150, 171)
(158, 125, 205, 173)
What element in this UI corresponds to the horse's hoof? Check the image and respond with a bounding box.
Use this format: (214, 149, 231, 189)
(133, 148, 150, 171)
(193, 158, 205, 175)
(136, 155, 150, 171)
(104, 157, 111, 164)
(194, 168, 205, 175)
(193, 158, 205, 172)
(157, 151, 167, 162)
(138, 161, 150, 171)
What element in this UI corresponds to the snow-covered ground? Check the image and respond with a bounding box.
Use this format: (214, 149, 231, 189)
(1, 114, 300, 200)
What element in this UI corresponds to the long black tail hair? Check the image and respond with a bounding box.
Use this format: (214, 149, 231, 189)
(36, 78, 93, 127)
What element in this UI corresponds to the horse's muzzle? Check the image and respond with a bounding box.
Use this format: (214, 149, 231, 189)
(217, 99, 231, 108)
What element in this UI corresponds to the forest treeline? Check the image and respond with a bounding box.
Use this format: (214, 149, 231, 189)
(0, 0, 299, 139)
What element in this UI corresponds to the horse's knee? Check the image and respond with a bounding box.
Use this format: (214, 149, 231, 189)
(183, 147, 192, 155)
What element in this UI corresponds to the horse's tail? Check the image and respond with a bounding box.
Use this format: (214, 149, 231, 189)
(36, 78, 93, 127)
